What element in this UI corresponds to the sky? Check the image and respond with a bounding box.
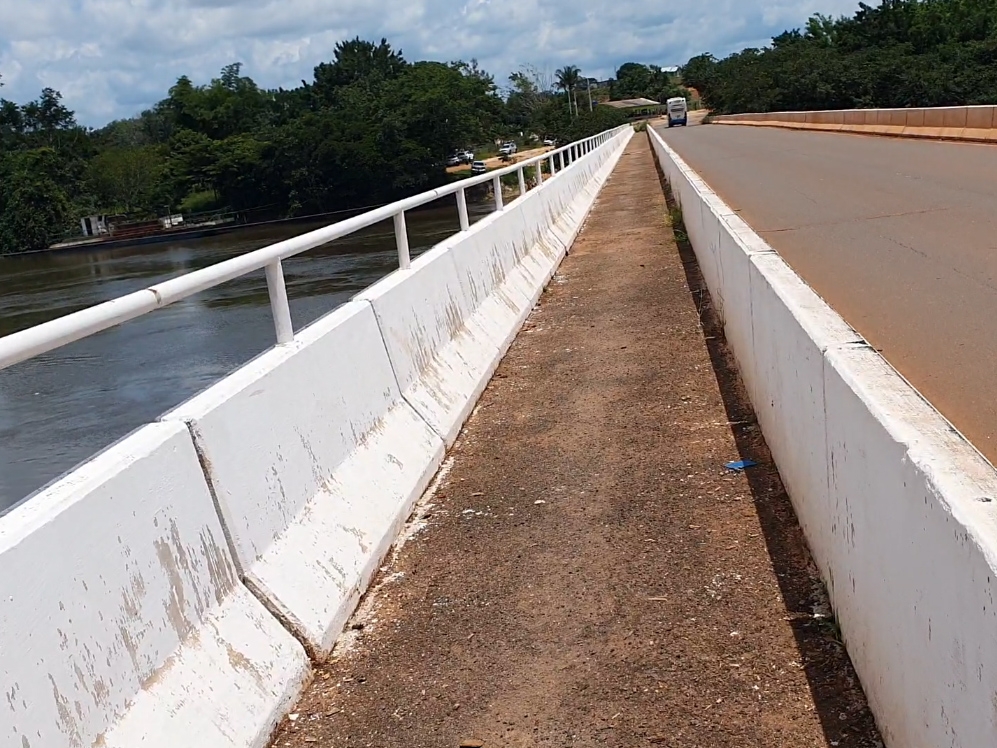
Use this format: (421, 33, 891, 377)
(0, 0, 864, 127)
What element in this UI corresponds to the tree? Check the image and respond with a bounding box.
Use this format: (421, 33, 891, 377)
(556, 66, 583, 116)
(0, 149, 73, 254)
(0, 34, 633, 253)
(611, 63, 688, 104)
(507, 65, 556, 130)
(685, 0, 997, 114)
(312, 38, 406, 105)
(86, 146, 167, 213)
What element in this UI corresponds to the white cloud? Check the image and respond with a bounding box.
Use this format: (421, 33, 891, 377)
(0, 0, 863, 125)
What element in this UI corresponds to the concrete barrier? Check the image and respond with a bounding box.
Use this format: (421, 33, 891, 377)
(650, 126, 997, 747)
(0, 422, 309, 748)
(164, 127, 632, 658)
(359, 127, 633, 447)
(713, 105, 997, 144)
(163, 302, 446, 658)
(0, 125, 633, 744)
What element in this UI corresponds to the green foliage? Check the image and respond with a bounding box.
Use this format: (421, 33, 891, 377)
(0, 43, 622, 254)
(686, 0, 997, 114)
(611, 63, 688, 103)
(0, 149, 73, 254)
(556, 65, 583, 116)
(180, 190, 223, 214)
(86, 145, 167, 213)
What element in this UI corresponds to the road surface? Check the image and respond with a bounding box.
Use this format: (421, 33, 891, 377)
(658, 122, 997, 464)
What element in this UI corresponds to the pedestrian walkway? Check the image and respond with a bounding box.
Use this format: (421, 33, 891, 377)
(271, 136, 880, 748)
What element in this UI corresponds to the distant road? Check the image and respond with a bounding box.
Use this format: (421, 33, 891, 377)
(657, 123, 997, 464)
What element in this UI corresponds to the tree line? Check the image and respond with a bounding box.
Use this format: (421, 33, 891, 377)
(683, 0, 997, 115)
(0, 41, 678, 255)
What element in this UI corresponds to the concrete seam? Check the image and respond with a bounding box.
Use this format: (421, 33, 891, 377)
(184, 419, 244, 578)
(243, 574, 322, 663)
(363, 295, 449, 444)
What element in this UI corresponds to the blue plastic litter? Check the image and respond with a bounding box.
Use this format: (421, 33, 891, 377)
(725, 460, 758, 471)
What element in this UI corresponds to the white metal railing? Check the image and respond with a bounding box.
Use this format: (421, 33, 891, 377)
(0, 125, 630, 371)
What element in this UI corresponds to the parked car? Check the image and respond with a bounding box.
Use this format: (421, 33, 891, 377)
(470, 161, 488, 175)
(447, 150, 474, 167)
(542, 137, 556, 146)
(499, 141, 518, 156)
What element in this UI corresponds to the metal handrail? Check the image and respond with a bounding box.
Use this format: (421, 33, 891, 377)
(0, 125, 630, 370)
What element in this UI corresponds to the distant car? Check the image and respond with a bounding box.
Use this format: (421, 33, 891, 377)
(542, 137, 556, 146)
(499, 142, 518, 156)
(447, 150, 474, 167)
(470, 161, 488, 175)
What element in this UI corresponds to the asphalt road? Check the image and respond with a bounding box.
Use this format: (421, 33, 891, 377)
(657, 123, 997, 464)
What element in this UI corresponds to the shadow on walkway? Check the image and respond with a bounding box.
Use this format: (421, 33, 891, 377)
(655, 158, 883, 747)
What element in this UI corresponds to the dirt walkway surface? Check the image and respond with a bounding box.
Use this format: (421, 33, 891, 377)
(271, 136, 881, 747)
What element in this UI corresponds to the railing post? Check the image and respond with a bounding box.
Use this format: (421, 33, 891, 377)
(456, 187, 470, 231)
(493, 175, 504, 211)
(518, 167, 527, 196)
(549, 155, 556, 175)
(536, 160, 544, 186)
(265, 259, 294, 345)
(394, 211, 411, 269)
(558, 151, 564, 171)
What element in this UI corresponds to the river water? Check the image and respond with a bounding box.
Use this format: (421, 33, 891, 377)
(0, 199, 491, 512)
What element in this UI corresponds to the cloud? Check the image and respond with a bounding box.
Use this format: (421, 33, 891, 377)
(0, 0, 863, 126)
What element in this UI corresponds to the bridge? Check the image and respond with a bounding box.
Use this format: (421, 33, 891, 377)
(2, 110, 996, 748)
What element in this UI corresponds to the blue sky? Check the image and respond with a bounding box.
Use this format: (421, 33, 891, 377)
(0, 0, 863, 126)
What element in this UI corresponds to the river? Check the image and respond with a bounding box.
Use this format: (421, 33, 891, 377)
(0, 199, 491, 512)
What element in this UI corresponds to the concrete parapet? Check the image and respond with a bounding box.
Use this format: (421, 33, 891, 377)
(650, 125, 997, 748)
(712, 105, 997, 143)
(0, 422, 309, 748)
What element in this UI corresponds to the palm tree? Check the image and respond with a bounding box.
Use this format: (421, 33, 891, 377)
(556, 66, 583, 117)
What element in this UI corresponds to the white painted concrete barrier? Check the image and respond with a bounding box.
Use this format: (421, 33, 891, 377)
(0, 126, 633, 746)
(164, 128, 632, 659)
(163, 302, 445, 658)
(0, 422, 309, 748)
(649, 126, 997, 747)
(358, 126, 634, 447)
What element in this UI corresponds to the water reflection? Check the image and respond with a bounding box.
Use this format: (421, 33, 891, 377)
(0, 199, 489, 511)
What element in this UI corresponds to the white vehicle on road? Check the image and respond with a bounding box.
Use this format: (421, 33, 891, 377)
(666, 97, 688, 127)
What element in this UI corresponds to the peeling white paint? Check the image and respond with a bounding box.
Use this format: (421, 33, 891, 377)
(0, 422, 309, 748)
(0, 128, 632, 748)
(650, 127, 997, 748)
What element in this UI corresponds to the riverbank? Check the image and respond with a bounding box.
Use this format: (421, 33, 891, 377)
(31, 204, 415, 257)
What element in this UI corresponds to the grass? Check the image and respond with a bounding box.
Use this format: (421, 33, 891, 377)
(815, 613, 844, 645)
(180, 190, 224, 213)
(669, 204, 688, 244)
